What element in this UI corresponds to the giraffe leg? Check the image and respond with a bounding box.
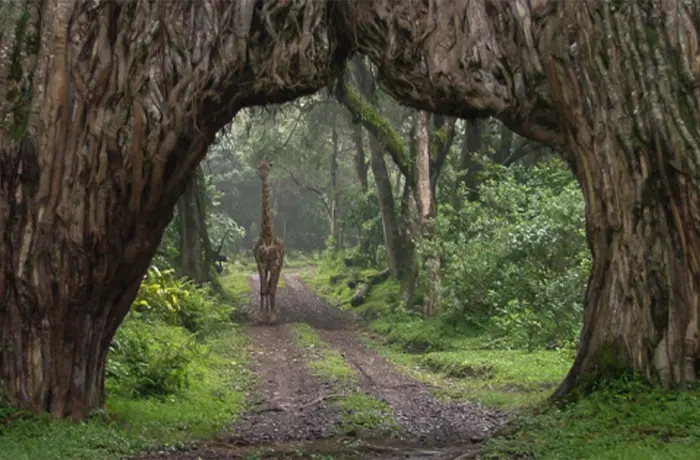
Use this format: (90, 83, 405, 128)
(268, 268, 282, 325)
(257, 263, 268, 322)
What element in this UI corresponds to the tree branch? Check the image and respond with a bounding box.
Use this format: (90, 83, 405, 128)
(278, 165, 331, 215)
(502, 139, 543, 166)
(334, 76, 411, 179)
(430, 116, 457, 187)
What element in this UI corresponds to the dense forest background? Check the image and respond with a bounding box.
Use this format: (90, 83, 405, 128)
(161, 58, 589, 354)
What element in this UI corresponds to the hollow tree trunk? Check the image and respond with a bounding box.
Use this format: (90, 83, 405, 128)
(0, 0, 339, 419)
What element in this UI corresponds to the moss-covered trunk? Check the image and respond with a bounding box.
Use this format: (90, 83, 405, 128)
(547, 2, 700, 394)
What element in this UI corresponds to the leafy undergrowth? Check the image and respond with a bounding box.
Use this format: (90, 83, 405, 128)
(484, 379, 700, 459)
(289, 323, 398, 435)
(0, 267, 253, 460)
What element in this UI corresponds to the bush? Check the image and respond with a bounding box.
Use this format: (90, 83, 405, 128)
(107, 318, 201, 398)
(107, 264, 234, 398)
(438, 159, 589, 350)
(132, 266, 233, 336)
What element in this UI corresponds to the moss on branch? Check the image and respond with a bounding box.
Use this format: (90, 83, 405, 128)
(334, 78, 409, 176)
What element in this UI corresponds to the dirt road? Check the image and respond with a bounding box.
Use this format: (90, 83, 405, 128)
(133, 272, 508, 459)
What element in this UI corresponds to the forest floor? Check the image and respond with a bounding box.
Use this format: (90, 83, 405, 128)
(134, 271, 508, 459)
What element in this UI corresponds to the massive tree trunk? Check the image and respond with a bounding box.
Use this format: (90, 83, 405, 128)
(0, 0, 341, 418)
(546, 4, 700, 394)
(342, 0, 700, 393)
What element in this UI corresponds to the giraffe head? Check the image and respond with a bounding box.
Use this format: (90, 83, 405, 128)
(258, 159, 271, 180)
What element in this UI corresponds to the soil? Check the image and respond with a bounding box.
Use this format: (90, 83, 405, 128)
(131, 272, 509, 460)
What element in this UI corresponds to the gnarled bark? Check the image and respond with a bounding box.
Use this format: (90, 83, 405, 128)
(2, 0, 700, 420)
(0, 0, 342, 418)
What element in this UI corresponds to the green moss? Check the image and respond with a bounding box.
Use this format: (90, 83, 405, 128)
(3, 10, 34, 140)
(343, 83, 406, 158)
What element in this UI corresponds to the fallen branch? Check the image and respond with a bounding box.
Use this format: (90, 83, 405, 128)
(348, 267, 391, 306)
(296, 392, 347, 410)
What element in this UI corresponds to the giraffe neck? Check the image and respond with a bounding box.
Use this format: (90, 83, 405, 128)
(260, 176, 274, 243)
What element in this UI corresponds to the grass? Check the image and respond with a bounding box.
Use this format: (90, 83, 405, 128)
(289, 322, 400, 436)
(291, 322, 356, 385)
(367, 337, 571, 408)
(485, 379, 700, 459)
(0, 329, 252, 460)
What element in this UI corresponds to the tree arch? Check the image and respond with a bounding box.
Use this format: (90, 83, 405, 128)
(0, 0, 698, 419)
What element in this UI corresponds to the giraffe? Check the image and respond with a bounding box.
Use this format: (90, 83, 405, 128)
(253, 159, 285, 325)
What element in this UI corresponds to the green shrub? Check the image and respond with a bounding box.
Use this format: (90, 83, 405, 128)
(106, 318, 201, 398)
(438, 159, 589, 350)
(132, 266, 233, 336)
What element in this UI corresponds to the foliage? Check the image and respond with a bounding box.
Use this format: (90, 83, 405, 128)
(131, 266, 234, 336)
(106, 318, 200, 398)
(437, 158, 589, 350)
